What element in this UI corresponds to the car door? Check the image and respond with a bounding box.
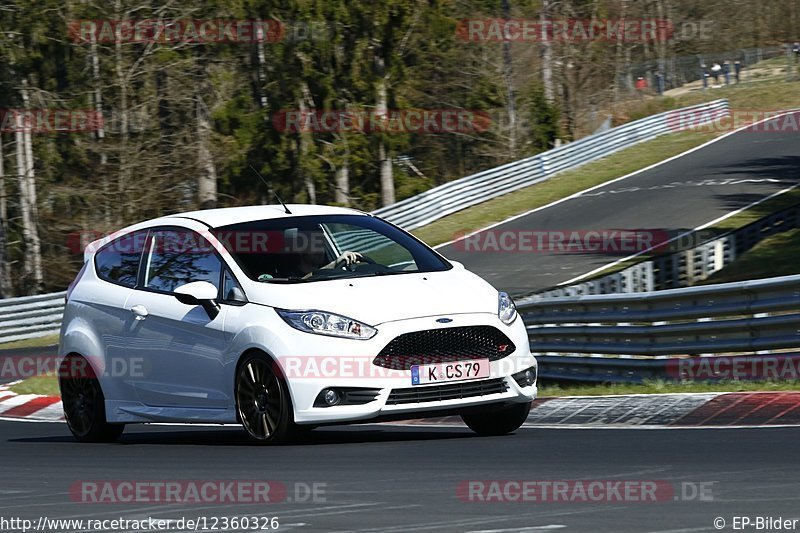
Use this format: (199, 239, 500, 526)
(125, 225, 230, 409)
(78, 230, 148, 401)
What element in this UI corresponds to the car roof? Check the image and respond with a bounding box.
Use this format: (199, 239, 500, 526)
(163, 204, 368, 228)
(82, 204, 371, 262)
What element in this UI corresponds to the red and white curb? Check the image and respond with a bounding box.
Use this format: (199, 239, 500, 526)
(2, 385, 800, 427)
(523, 391, 800, 427)
(0, 383, 63, 421)
(397, 391, 800, 428)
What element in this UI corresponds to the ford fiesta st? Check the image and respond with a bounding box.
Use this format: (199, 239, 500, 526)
(58, 205, 537, 444)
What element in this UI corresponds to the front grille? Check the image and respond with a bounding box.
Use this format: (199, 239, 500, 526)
(373, 326, 515, 371)
(386, 378, 509, 405)
(342, 388, 381, 404)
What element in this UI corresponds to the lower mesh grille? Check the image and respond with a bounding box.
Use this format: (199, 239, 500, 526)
(386, 378, 508, 405)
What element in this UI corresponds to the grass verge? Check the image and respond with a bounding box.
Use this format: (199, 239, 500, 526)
(700, 228, 800, 285)
(8, 373, 60, 397)
(0, 334, 59, 351)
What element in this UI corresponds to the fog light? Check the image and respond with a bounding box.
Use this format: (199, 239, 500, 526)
(314, 387, 381, 407)
(512, 366, 537, 387)
(322, 388, 341, 406)
(525, 369, 536, 384)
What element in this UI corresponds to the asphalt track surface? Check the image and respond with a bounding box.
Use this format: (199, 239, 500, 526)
(1, 419, 799, 532)
(440, 117, 800, 296)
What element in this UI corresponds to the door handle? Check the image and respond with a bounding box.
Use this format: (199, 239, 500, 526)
(130, 305, 148, 320)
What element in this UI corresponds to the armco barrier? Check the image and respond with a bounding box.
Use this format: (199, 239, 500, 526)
(0, 291, 65, 344)
(373, 99, 730, 230)
(519, 274, 800, 382)
(4, 274, 800, 386)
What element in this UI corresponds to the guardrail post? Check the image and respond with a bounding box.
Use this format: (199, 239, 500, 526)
(684, 249, 695, 285)
(713, 239, 726, 273)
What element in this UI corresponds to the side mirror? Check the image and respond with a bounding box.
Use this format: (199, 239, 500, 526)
(174, 281, 220, 319)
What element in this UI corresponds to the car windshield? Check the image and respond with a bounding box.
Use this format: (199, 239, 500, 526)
(212, 214, 450, 283)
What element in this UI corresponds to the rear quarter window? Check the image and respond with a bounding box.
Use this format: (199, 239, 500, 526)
(94, 230, 149, 287)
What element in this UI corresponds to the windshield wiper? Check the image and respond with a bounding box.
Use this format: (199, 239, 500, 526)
(353, 270, 407, 278)
(258, 276, 312, 284)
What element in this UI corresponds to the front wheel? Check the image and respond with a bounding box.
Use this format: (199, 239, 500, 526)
(461, 402, 531, 436)
(235, 353, 298, 445)
(59, 355, 125, 443)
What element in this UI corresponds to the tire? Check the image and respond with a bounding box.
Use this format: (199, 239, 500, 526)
(59, 355, 125, 443)
(461, 402, 531, 436)
(235, 353, 298, 445)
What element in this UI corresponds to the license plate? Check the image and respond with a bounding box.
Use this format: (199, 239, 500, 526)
(411, 359, 490, 385)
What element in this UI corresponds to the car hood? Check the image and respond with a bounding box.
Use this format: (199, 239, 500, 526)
(245, 268, 498, 325)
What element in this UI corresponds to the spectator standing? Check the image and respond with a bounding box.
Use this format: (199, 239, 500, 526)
(653, 72, 665, 95)
(734, 61, 742, 83)
(711, 62, 721, 84)
(723, 61, 731, 85)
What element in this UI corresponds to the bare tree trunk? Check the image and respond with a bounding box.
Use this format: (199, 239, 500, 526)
(335, 163, 350, 206)
(196, 97, 218, 209)
(255, 26, 269, 108)
(16, 83, 43, 293)
(298, 82, 317, 204)
(335, 132, 350, 205)
(376, 75, 394, 206)
(0, 136, 6, 225)
(624, 47, 634, 92)
(115, 0, 130, 222)
(0, 135, 8, 297)
(612, 0, 629, 104)
(540, 0, 555, 101)
(89, 27, 111, 226)
(501, 0, 517, 156)
(654, 0, 669, 92)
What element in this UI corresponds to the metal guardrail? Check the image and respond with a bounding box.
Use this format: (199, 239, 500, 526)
(518, 274, 800, 381)
(536, 200, 800, 298)
(373, 99, 730, 231)
(2, 273, 799, 387)
(0, 291, 65, 344)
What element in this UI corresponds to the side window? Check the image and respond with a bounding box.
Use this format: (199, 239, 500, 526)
(142, 229, 222, 293)
(94, 230, 148, 288)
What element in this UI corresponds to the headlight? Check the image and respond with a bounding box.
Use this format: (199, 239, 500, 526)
(498, 291, 517, 325)
(276, 309, 377, 340)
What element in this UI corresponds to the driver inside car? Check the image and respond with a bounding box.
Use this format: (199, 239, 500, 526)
(284, 228, 363, 278)
(301, 250, 364, 278)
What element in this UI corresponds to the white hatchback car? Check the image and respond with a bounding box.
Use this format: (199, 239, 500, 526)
(59, 205, 537, 444)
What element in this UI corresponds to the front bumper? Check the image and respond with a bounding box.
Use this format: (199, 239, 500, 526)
(280, 313, 537, 425)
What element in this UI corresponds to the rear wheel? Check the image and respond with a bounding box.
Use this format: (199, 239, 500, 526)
(59, 355, 124, 443)
(461, 402, 531, 436)
(235, 353, 297, 444)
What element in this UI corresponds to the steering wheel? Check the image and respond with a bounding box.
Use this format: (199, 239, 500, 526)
(345, 254, 376, 271)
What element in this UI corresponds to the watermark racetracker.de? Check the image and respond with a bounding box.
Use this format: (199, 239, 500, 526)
(457, 479, 716, 503)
